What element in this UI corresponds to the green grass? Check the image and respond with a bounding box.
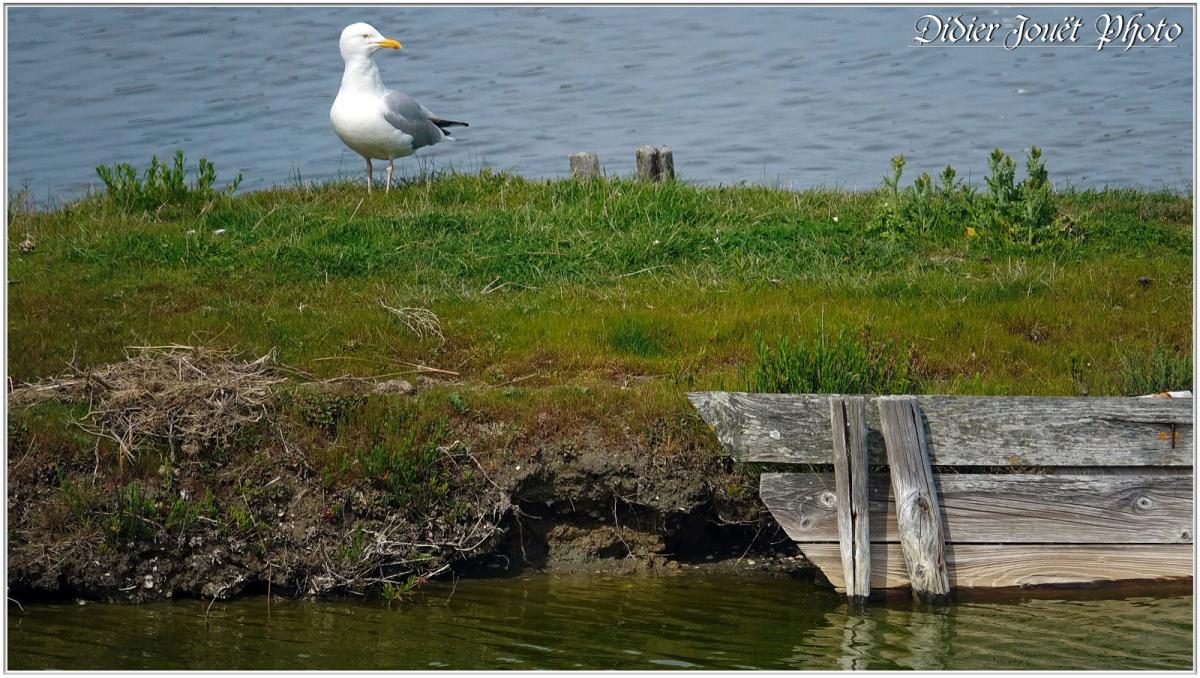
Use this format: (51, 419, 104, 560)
(741, 326, 920, 395)
(8, 168, 1192, 424)
(1120, 342, 1193, 395)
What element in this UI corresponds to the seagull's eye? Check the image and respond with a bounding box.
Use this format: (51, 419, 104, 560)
(362, 33, 370, 38)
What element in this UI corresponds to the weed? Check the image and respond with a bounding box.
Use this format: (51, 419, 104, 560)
(56, 469, 95, 526)
(109, 482, 157, 541)
(447, 392, 469, 414)
(355, 417, 450, 513)
(95, 150, 241, 212)
(164, 497, 195, 533)
(295, 392, 365, 436)
(875, 148, 1068, 248)
(337, 524, 367, 564)
(380, 574, 425, 604)
(224, 503, 253, 532)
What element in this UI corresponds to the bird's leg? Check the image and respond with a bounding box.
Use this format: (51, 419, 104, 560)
(386, 160, 394, 194)
(365, 158, 374, 194)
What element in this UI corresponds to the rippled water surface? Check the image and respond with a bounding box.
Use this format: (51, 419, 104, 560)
(6, 6, 1193, 200)
(6, 575, 1193, 670)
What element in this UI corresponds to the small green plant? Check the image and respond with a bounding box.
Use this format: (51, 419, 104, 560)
(741, 325, 920, 395)
(57, 469, 95, 526)
(95, 150, 241, 211)
(1120, 343, 1192, 395)
(224, 503, 253, 532)
(380, 574, 425, 605)
(355, 418, 450, 512)
(295, 392, 365, 436)
(109, 482, 157, 540)
(337, 524, 367, 564)
(447, 392, 469, 414)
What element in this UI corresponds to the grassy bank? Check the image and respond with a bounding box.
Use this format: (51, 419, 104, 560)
(6, 162, 1193, 599)
(9, 168, 1192, 396)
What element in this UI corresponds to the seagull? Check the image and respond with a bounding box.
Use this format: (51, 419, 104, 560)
(331, 22, 468, 193)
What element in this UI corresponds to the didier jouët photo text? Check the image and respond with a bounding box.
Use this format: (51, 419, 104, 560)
(914, 11, 1185, 50)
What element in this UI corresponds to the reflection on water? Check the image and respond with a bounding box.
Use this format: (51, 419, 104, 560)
(7, 575, 1193, 670)
(6, 6, 1194, 200)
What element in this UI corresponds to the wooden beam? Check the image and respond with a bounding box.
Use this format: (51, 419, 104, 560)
(830, 396, 871, 601)
(687, 392, 1192, 466)
(802, 543, 1194, 590)
(759, 472, 1194, 544)
(878, 396, 950, 603)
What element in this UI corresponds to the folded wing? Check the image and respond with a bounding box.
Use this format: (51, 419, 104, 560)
(382, 91, 467, 149)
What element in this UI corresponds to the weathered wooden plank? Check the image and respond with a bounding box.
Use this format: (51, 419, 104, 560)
(760, 472, 1194, 544)
(830, 396, 871, 600)
(802, 543, 1194, 590)
(569, 152, 600, 179)
(687, 392, 1193, 466)
(879, 396, 950, 602)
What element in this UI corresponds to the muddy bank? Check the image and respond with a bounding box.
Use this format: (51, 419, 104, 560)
(7, 351, 815, 603)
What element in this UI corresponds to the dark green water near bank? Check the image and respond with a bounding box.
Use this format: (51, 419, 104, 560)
(7, 575, 1193, 670)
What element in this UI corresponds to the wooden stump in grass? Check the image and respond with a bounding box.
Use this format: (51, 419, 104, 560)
(569, 152, 600, 179)
(635, 146, 658, 181)
(635, 146, 676, 182)
(657, 147, 675, 181)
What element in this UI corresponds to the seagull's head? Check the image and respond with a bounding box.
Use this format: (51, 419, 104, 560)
(339, 22, 402, 60)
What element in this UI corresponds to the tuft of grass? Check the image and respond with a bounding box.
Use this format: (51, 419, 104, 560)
(741, 326, 920, 395)
(95, 150, 241, 212)
(1120, 343, 1193, 395)
(609, 315, 667, 358)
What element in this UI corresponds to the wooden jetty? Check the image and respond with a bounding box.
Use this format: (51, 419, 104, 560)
(688, 393, 1194, 601)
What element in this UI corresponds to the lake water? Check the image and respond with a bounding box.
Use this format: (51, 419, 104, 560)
(7, 575, 1193, 670)
(6, 6, 1194, 202)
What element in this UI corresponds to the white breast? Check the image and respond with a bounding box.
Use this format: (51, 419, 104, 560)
(330, 92, 414, 161)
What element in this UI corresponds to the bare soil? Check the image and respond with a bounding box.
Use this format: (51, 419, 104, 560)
(7, 355, 816, 603)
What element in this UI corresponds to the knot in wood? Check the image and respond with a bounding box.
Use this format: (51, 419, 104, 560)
(818, 491, 837, 508)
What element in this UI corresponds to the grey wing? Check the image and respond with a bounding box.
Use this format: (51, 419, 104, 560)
(381, 91, 446, 150)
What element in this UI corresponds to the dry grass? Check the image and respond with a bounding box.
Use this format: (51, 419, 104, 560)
(10, 345, 290, 460)
(379, 302, 445, 343)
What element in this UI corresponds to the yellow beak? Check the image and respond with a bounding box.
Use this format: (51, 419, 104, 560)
(375, 38, 403, 50)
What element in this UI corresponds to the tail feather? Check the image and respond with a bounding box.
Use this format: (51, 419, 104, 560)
(430, 117, 468, 135)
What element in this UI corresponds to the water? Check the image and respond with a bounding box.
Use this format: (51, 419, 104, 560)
(7, 6, 1193, 202)
(6, 575, 1193, 670)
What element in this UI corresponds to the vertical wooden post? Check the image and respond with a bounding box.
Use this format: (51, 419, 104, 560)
(635, 146, 677, 182)
(830, 396, 871, 602)
(569, 152, 600, 179)
(657, 146, 675, 181)
(635, 145, 658, 181)
(877, 396, 950, 603)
